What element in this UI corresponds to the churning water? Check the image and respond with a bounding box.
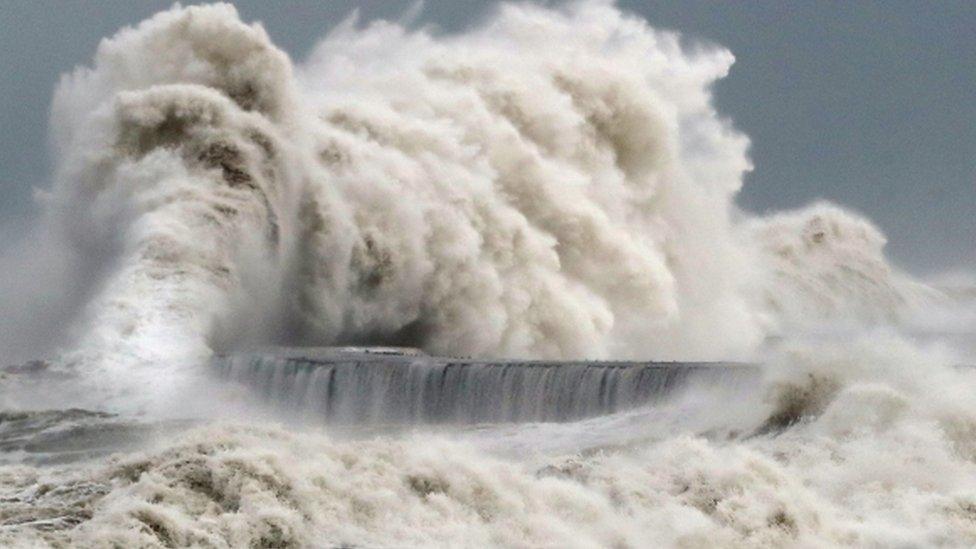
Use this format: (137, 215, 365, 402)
(1, 2, 975, 547)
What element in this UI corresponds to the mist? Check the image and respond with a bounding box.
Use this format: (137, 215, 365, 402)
(1, 2, 975, 547)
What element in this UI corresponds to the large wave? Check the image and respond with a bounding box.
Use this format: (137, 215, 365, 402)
(5, 1, 931, 393)
(2, 3, 976, 548)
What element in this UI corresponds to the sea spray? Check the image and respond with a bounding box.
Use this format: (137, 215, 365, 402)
(1, 2, 974, 547)
(10, 2, 933, 405)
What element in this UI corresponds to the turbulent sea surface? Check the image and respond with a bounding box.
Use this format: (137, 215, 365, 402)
(1, 2, 975, 547)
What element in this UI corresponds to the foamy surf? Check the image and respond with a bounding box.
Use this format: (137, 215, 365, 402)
(1, 1, 974, 547)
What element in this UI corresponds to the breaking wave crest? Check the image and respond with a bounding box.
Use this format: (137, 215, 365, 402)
(2, 2, 975, 548)
(15, 1, 935, 388)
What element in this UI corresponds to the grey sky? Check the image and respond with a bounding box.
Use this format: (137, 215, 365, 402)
(1, 1, 973, 273)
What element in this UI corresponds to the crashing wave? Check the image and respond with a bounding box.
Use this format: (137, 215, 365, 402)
(2, 2, 975, 548)
(10, 1, 937, 394)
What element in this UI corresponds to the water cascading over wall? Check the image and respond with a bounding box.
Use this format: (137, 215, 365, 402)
(214, 349, 757, 424)
(5, 2, 932, 415)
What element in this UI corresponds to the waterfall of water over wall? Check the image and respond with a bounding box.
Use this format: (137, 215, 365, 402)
(213, 348, 757, 424)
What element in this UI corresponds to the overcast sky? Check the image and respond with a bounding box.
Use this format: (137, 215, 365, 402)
(1, 1, 973, 273)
